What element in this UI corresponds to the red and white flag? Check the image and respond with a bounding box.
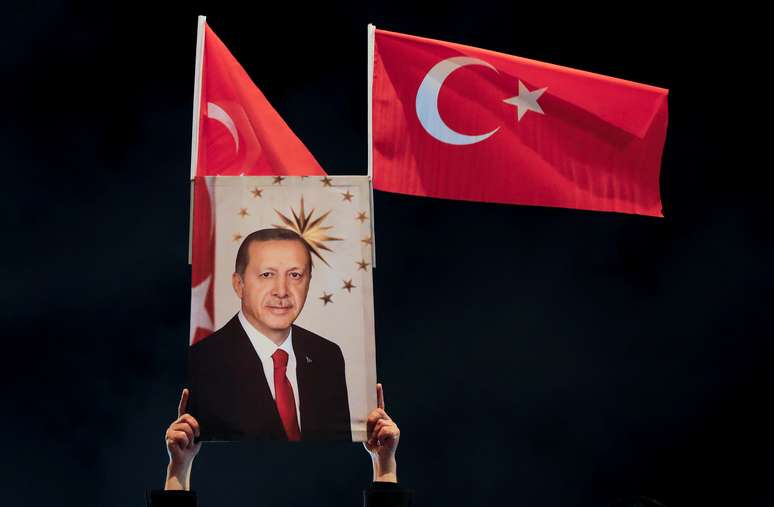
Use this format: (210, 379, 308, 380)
(369, 26, 668, 217)
(189, 17, 326, 344)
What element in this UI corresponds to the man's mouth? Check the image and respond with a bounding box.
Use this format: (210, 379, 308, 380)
(267, 304, 292, 314)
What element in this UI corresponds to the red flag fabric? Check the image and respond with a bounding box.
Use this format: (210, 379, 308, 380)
(190, 176, 214, 345)
(196, 24, 326, 177)
(370, 28, 668, 217)
(190, 20, 326, 344)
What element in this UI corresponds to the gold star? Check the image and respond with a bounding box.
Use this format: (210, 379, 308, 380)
(361, 236, 373, 246)
(273, 196, 343, 267)
(320, 176, 333, 187)
(341, 190, 354, 202)
(232, 233, 243, 242)
(342, 279, 356, 293)
(272, 176, 285, 185)
(250, 187, 263, 198)
(356, 258, 370, 271)
(238, 208, 249, 218)
(319, 292, 333, 305)
(356, 211, 368, 223)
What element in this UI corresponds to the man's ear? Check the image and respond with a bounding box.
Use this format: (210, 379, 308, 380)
(232, 272, 244, 299)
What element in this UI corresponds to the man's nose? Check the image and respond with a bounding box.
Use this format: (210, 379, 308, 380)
(272, 276, 289, 297)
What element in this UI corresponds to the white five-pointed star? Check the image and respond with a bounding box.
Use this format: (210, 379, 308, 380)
(503, 80, 548, 122)
(190, 275, 214, 342)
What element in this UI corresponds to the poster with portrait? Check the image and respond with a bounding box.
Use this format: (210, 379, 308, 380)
(188, 175, 377, 442)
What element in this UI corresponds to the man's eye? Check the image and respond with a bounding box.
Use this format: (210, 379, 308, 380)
(290, 272, 302, 280)
(259, 272, 272, 278)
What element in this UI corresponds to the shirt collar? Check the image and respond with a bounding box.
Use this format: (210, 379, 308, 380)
(238, 310, 294, 361)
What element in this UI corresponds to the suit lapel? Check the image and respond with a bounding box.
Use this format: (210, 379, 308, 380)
(227, 316, 285, 438)
(293, 325, 317, 436)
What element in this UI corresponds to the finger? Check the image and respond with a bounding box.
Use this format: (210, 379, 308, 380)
(376, 383, 385, 411)
(373, 419, 389, 439)
(178, 388, 190, 418)
(367, 409, 385, 431)
(370, 420, 382, 440)
(367, 410, 391, 442)
(368, 428, 381, 449)
(174, 430, 191, 449)
(376, 419, 398, 437)
(170, 422, 194, 443)
(168, 430, 190, 448)
(168, 424, 193, 444)
(373, 408, 390, 422)
(379, 420, 398, 436)
(377, 426, 399, 446)
(178, 414, 201, 437)
(367, 408, 390, 423)
(377, 419, 399, 441)
(376, 426, 394, 441)
(166, 437, 180, 450)
(368, 419, 386, 446)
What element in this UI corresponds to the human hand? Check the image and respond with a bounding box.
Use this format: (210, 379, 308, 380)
(164, 388, 201, 490)
(364, 384, 400, 482)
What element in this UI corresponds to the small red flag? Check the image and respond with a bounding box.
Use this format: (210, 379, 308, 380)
(195, 23, 326, 177)
(189, 18, 326, 344)
(369, 27, 668, 217)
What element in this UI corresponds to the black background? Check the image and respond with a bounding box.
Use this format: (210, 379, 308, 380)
(2, 2, 770, 507)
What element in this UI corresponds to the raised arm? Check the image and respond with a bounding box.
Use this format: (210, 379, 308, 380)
(364, 384, 401, 483)
(164, 388, 202, 491)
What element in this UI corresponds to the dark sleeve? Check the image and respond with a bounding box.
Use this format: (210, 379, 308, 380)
(363, 482, 413, 507)
(145, 490, 197, 507)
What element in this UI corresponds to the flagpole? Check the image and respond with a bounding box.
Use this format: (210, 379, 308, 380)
(367, 24, 375, 180)
(190, 15, 206, 180)
(367, 24, 376, 268)
(188, 15, 206, 264)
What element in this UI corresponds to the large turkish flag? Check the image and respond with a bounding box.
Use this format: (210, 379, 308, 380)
(371, 27, 669, 217)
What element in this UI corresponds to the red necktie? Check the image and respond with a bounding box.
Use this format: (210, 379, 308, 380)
(271, 349, 302, 441)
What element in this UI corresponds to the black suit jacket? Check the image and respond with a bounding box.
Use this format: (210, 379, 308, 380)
(189, 314, 351, 441)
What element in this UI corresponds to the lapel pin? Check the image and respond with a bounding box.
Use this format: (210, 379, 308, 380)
(305, 356, 312, 364)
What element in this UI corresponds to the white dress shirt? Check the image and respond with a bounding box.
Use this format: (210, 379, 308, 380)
(238, 311, 301, 426)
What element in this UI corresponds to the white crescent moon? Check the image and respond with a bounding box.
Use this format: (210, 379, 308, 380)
(415, 56, 499, 146)
(206, 101, 239, 152)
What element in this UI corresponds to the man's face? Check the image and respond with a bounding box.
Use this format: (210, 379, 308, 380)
(233, 239, 311, 341)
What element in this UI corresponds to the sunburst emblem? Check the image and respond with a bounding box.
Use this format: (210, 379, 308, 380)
(273, 196, 343, 266)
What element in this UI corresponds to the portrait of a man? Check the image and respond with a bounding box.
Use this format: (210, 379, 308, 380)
(189, 228, 352, 441)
